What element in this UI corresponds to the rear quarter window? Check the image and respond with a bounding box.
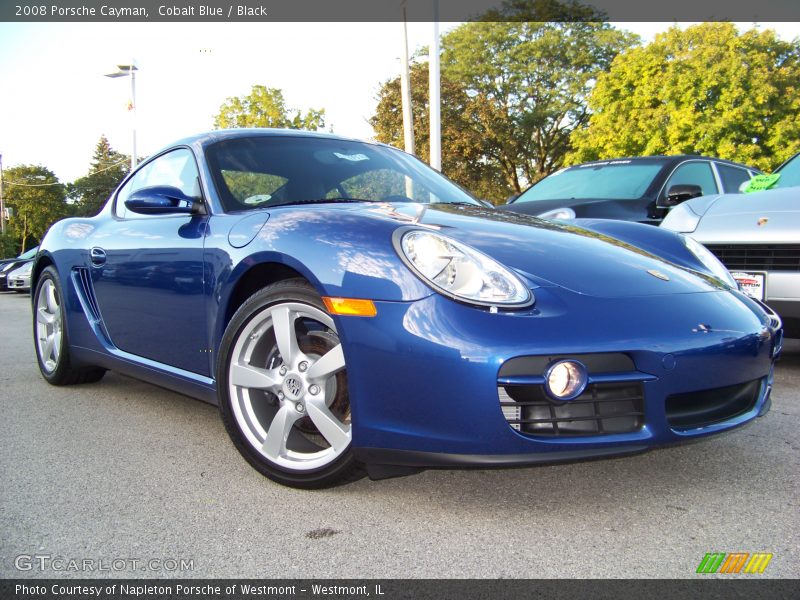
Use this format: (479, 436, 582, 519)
(716, 163, 753, 193)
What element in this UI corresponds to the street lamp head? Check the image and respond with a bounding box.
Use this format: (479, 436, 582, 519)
(105, 64, 137, 78)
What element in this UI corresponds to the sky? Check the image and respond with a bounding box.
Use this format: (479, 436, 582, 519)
(0, 20, 797, 183)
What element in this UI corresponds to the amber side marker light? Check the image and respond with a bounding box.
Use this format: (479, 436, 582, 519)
(322, 297, 378, 317)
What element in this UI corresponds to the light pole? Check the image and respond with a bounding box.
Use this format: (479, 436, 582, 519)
(399, 3, 414, 156)
(0, 153, 5, 235)
(105, 63, 138, 170)
(429, 0, 441, 172)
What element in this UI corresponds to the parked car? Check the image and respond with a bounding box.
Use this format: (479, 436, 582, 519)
(662, 151, 800, 337)
(0, 246, 38, 291)
(7, 260, 33, 293)
(32, 130, 782, 488)
(501, 156, 760, 224)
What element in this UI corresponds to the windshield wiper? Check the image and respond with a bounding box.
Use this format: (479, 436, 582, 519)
(266, 197, 378, 208)
(430, 200, 486, 207)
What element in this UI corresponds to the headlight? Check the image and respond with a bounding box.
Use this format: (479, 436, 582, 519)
(537, 207, 576, 220)
(661, 204, 700, 233)
(682, 235, 736, 288)
(397, 230, 533, 308)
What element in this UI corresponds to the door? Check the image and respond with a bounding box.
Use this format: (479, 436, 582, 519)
(89, 148, 211, 376)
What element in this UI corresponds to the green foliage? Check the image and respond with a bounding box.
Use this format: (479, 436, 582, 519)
(0, 233, 18, 259)
(441, 18, 637, 194)
(214, 85, 325, 130)
(370, 62, 511, 202)
(568, 23, 800, 170)
(71, 135, 131, 217)
(3, 164, 69, 252)
(370, 3, 636, 203)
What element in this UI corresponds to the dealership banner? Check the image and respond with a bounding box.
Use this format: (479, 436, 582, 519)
(2, 579, 798, 600)
(2, 0, 800, 22)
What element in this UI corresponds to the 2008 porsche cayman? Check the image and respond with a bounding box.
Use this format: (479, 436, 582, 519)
(32, 130, 782, 488)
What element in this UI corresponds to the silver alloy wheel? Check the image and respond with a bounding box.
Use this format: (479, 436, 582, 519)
(228, 301, 350, 471)
(36, 278, 62, 373)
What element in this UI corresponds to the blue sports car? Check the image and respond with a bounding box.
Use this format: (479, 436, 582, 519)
(32, 129, 782, 488)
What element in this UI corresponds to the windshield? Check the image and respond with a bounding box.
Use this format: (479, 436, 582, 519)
(514, 162, 663, 203)
(205, 135, 480, 212)
(775, 153, 800, 188)
(18, 246, 37, 259)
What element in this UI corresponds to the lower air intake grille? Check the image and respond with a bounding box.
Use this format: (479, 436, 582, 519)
(665, 379, 762, 430)
(499, 382, 644, 436)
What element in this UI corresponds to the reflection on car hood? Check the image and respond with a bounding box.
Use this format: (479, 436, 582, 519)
(356, 202, 721, 298)
(682, 186, 800, 244)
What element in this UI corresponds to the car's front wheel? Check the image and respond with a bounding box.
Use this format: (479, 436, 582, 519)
(217, 279, 363, 488)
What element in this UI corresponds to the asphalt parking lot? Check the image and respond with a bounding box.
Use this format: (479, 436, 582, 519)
(0, 290, 798, 579)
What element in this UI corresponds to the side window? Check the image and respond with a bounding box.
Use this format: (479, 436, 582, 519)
(115, 149, 201, 218)
(716, 163, 753, 193)
(663, 162, 718, 198)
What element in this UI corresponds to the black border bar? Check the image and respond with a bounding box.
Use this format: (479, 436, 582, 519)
(2, 579, 799, 600)
(3, 0, 800, 23)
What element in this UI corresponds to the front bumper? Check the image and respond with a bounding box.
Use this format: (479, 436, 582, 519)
(764, 271, 799, 337)
(340, 286, 781, 469)
(7, 273, 31, 291)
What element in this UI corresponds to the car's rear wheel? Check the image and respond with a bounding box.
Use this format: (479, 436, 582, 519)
(33, 266, 105, 385)
(217, 279, 363, 488)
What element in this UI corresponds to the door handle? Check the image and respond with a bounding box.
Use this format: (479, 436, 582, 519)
(90, 247, 107, 266)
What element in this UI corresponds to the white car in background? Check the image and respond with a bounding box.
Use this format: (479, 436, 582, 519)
(6, 260, 33, 293)
(661, 152, 800, 337)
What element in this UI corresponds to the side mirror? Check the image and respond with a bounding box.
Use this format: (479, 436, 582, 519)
(659, 184, 703, 208)
(125, 186, 204, 215)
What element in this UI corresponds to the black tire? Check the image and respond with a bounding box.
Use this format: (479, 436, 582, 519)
(33, 266, 106, 385)
(217, 278, 364, 488)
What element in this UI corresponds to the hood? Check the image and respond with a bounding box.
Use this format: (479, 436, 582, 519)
(501, 197, 654, 223)
(686, 186, 800, 244)
(357, 202, 721, 298)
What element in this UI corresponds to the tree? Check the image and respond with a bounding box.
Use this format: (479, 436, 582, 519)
(0, 233, 17, 259)
(370, 2, 637, 202)
(441, 18, 637, 194)
(568, 23, 800, 170)
(214, 85, 325, 130)
(71, 135, 131, 217)
(371, 62, 510, 202)
(3, 165, 69, 252)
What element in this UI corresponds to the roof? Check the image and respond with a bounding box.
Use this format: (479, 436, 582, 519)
(173, 128, 379, 149)
(567, 155, 758, 170)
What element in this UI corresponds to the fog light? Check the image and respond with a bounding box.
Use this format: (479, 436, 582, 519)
(544, 360, 588, 401)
